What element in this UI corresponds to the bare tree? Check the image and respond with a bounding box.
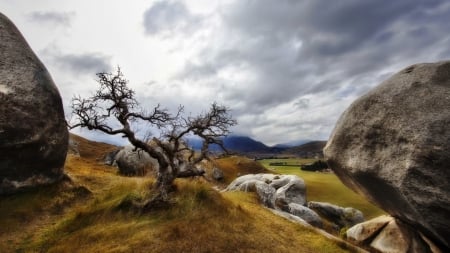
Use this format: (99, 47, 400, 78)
(70, 67, 236, 205)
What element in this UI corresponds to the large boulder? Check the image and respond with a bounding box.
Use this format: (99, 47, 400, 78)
(114, 146, 159, 176)
(324, 61, 450, 250)
(0, 13, 68, 194)
(347, 215, 441, 253)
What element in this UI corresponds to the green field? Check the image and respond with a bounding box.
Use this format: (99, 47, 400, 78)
(259, 159, 385, 219)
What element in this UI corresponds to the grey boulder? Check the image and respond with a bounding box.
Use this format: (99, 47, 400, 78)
(274, 175, 306, 209)
(347, 215, 440, 253)
(288, 203, 323, 228)
(324, 61, 450, 250)
(308, 201, 364, 230)
(114, 146, 159, 176)
(0, 13, 68, 194)
(225, 174, 306, 210)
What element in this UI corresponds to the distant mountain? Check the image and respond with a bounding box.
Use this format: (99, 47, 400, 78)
(282, 141, 327, 157)
(187, 135, 327, 156)
(221, 136, 271, 153)
(273, 139, 312, 148)
(187, 135, 273, 153)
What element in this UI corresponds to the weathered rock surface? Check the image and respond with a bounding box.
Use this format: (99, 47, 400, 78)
(226, 173, 306, 209)
(288, 203, 323, 228)
(308, 201, 364, 230)
(255, 182, 276, 208)
(225, 174, 320, 225)
(324, 61, 450, 250)
(114, 146, 158, 176)
(226, 173, 278, 189)
(274, 175, 306, 208)
(347, 215, 440, 253)
(346, 215, 392, 242)
(0, 13, 68, 194)
(103, 149, 120, 166)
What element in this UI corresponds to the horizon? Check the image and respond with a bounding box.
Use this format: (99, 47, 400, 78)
(2, 0, 450, 145)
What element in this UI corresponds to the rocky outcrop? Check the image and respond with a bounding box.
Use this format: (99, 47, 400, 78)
(226, 173, 323, 227)
(0, 13, 68, 194)
(225, 174, 365, 231)
(273, 175, 306, 208)
(324, 61, 450, 250)
(226, 174, 306, 206)
(288, 203, 323, 228)
(347, 215, 441, 253)
(114, 146, 158, 176)
(308, 201, 364, 230)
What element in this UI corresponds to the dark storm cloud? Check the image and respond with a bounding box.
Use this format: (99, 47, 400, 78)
(50, 52, 112, 75)
(177, 0, 450, 114)
(27, 11, 75, 26)
(168, 0, 450, 141)
(142, 1, 202, 35)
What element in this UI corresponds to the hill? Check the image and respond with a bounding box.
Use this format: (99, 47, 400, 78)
(0, 134, 353, 252)
(189, 135, 288, 154)
(283, 141, 328, 158)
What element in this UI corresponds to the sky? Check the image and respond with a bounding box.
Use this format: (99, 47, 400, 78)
(2, 0, 450, 146)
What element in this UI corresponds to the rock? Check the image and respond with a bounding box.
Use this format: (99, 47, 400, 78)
(370, 219, 434, 253)
(226, 174, 276, 208)
(274, 175, 306, 209)
(255, 182, 276, 208)
(225, 174, 306, 210)
(103, 149, 120, 166)
(288, 203, 323, 228)
(308, 201, 364, 229)
(347, 215, 441, 253)
(0, 13, 68, 194)
(346, 215, 392, 242)
(324, 61, 450, 250)
(212, 167, 224, 181)
(114, 146, 158, 176)
(225, 174, 277, 191)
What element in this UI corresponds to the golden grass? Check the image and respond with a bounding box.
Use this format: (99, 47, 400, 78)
(22, 179, 351, 253)
(214, 156, 270, 184)
(0, 136, 358, 252)
(69, 133, 118, 160)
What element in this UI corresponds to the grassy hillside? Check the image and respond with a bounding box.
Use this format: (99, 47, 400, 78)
(259, 159, 385, 219)
(282, 141, 327, 157)
(0, 135, 356, 253)
(214, 156, 270, 185)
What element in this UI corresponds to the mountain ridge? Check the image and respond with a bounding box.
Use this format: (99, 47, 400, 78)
(187, 135, 326, 156)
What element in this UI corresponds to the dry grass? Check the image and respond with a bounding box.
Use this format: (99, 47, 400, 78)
(0, 135, 355, 252)
(69, 133, 118, 160)
(214, 156, 270, 184)
(22, 179, 351, 253)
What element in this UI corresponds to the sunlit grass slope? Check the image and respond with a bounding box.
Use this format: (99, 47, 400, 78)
(0, 135, 355, 253)
(214, 156, 270, 184)
(26, 180, 352, 253)
(259, 159, 385, 219)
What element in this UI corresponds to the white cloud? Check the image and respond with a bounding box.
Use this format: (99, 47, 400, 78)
(2, 0, 450, 146)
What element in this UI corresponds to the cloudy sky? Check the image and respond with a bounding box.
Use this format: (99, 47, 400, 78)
(2, 0, 450, 145)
